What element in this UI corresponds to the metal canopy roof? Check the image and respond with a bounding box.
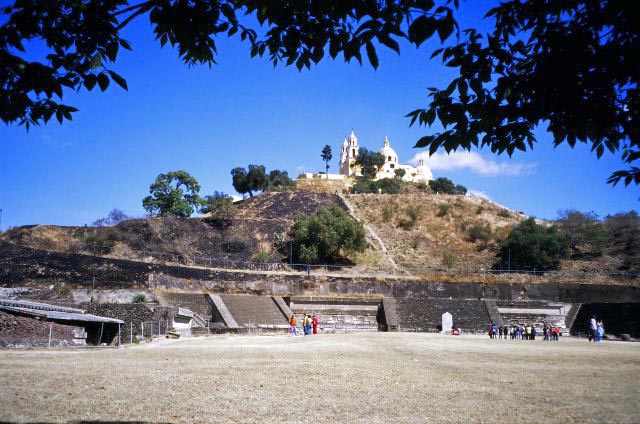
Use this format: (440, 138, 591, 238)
(0, 299, 124, 324)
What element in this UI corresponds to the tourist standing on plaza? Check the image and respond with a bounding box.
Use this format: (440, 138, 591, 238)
(552, 326, 560, 341)
(304, 314, 312, 335)
(531, 326, 537, 340)
(524, 324, 532, 340)
(289, 314, 298, 336)
(588, 315, 597, 342)
(312, 315, 319, 335)
(595, 320, 605, 342)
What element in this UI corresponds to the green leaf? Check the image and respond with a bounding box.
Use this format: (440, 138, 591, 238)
(90, 54, 102, 70)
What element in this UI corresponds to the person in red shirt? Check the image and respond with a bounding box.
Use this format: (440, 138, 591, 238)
(312, 315, 319, 335)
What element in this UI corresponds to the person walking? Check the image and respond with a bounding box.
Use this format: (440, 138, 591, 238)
(289, 314, 298, 336)
(312, 315, 319, 335)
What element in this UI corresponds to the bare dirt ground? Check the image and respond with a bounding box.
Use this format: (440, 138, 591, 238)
(1, 333, 639, 423)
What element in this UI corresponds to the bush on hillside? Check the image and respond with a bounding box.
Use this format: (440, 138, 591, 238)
(84, 227, 122, 253)
(556, 210, 610, 257)
(268, 170, 295, 191)
(428, 177, 467, 195)
(604, 211, 640, 271)
(132, 294, 146, 303)
(352, 177, 402, 194)
(201, 191, 236, 228)
(467, 224, 493, 244)
(289, 205, 366, 264)
(436, 203, 450, 217)
(399, 205, 421, 230)
(496, 218, 570, 271)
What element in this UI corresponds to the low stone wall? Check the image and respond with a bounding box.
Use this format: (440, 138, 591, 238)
(0, 311, 84, 347)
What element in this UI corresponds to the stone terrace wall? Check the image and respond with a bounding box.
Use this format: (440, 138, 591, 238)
(150, 273, 640, 303)
(395, 298, 490, 333)
(0, 311, 84, 347)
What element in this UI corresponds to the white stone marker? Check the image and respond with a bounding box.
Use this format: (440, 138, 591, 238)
(441, 312, 453, 333)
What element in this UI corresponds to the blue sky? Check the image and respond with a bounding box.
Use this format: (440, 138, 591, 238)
(0, 3, 637, 228)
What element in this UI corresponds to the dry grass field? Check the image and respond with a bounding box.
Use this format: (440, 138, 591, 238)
(1, 333, 639, 423)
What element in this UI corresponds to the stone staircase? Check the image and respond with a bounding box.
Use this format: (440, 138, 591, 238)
(381, 298, 399, 331)
(218, 295, 289, 328)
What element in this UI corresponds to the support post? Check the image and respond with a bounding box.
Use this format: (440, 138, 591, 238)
(48, 323, 52, 348)
(130, 322, 133, 343)
(98, 322, 104, 346)
(141, 322, 144, 340)
(117, 324, 121, 348)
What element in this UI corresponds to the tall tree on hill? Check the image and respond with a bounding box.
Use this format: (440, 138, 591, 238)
(231, 165, 268, 197)
(355, 148, 385, 179)
(321, 145, 332, 178)
(3, 1, 637, 185)
(142, 171, 205, 218)
(268, 169, 294, 191)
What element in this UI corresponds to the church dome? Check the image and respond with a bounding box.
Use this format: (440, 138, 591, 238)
(379, 136, 398, 163)
(415, 158, 433, 180)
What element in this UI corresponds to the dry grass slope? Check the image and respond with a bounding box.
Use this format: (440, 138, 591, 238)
(347, 193, 526, 270)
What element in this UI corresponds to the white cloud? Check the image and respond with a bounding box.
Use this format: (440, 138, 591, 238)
(411, 151, 536, 176)
(466, 190, 491, 200)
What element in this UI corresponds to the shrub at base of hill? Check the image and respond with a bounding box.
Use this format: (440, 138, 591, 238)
(352, 177, 403, 194)
(497, 218, 570, 271)
(288, 205, 366, 264)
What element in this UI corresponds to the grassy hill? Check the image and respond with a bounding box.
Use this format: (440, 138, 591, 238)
(0, 189, 636, 276)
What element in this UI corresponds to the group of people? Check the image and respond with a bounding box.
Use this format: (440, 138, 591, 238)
(588, 316, 605, 342)
(288, 313, 319, 336)
(487, 323, 561, 341)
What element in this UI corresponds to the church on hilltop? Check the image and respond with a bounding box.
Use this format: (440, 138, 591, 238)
(338, 130, 433, 182)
